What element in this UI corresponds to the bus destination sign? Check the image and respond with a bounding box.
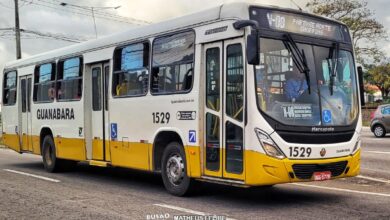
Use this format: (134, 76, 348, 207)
(266, 12, 338, 38)
(250, 8, 347, 41)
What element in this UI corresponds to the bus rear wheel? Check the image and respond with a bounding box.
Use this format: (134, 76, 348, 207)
(42, 135, 75, 172)
(161, 142, 195, 196)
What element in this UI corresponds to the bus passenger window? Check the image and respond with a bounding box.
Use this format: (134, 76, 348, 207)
(57, 57, 83, 101)
(151, 31, 195, 94)
(2, 71, 17, 105)
(33, 63, 56, 102)
(112, 42, 149, 97)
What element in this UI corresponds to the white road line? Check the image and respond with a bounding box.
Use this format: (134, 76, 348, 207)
(3, 169, 60, 183)
(361, 167, 390, 174)
(357, 175, 390, 184)
(291, 183, 390, 197)
(364, 151, 390, 155)
(154, 203, 236, 220)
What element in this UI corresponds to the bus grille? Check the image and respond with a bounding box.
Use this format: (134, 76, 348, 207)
(292, 161, 348, 180)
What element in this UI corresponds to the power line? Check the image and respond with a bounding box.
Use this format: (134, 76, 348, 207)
(22, 29, 87, 42)
(58, 1, 122, 39)
(22, 0, 128, 24)
(0, 28, 88, 43)
(51, 0, 149, 22)
(20, 0, 150, 25)
(290, 0, 303, 11)
(54, 0, 151, 25)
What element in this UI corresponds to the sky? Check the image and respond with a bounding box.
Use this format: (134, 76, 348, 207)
(0, 0, 389, 89)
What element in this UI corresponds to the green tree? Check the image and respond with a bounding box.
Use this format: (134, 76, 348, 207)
(306, 0, 387, 64)
(365, 63, 390, 99)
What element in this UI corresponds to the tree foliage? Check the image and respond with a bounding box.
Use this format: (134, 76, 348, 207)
(306, 0, 387, 64)
(365, 63, 390, 99)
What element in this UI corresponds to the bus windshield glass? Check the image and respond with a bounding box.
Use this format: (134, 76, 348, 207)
(255, 38, 359, 126)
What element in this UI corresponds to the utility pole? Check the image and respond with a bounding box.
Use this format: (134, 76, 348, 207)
(14, 0, 22, 59)
(91, 7, 97, 39)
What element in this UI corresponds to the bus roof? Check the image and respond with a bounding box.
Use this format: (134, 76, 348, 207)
(4, 2, 344, 70)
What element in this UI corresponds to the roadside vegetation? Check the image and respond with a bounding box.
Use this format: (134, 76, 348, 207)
(307, 0, 390, 126)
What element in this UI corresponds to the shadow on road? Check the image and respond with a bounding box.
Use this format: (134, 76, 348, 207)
(5, 161, 343, 206)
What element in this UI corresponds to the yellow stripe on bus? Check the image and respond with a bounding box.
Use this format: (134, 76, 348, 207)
(1, 133, 360, 186)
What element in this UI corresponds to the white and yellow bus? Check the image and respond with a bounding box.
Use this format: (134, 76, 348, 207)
(1, 2, 364, 196)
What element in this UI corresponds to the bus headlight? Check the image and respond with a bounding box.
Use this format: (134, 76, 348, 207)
(255, 128, 285, 159)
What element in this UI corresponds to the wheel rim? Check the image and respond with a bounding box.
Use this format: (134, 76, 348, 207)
(44, 144, 53, 167)
(374, 126, 384, 137)
(166, 153, 185, 186)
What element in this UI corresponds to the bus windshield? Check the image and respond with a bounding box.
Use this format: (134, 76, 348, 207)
(255, 38, 359, 126)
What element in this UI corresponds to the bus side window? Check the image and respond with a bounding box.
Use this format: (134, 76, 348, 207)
(151, 31, 195, 94)
(206, 47, 220, 111)
(226, 44, 244, 121)
(2, 71, 17, 106)
(57, 57, 83, 101)
(33, 63, 56, 102)
(112, 42, 149, 97)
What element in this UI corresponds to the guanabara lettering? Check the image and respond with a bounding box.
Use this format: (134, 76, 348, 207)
(36, 108, 75, 120)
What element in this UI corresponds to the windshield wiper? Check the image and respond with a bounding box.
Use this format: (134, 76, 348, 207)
(328, 42, 340, 95)
(283, 34, 311, 94)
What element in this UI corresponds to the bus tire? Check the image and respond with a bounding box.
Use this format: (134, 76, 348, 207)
(161, 142, 195, 196)
(42, 135, 75, 172)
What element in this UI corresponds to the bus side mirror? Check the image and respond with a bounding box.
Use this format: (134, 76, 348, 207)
(357, 66, 365, 107)
(233, 20, 260, 66)
(247, 31, 259, 65)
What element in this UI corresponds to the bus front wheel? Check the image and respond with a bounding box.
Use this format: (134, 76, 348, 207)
(42, 135, 75, 172)
(161, 142, 195, 196)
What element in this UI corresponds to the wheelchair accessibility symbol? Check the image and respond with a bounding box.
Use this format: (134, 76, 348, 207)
(189, 130, 196, 143)
(111, 123, 118, 140)
(322, 110, 332, 124)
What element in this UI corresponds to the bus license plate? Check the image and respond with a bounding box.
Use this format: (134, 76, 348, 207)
(313, 171, 331, 181)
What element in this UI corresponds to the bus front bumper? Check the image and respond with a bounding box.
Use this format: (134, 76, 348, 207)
(245, 149, 360, 186)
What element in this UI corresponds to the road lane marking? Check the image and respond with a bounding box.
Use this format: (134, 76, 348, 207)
(361, 168, 390, 174)
(291, 183, 390, 197)
(357, 175, 390, 184)
(364, 151, 390, 155)
(3, 169, 60, 183)
(154, 203, 236, 220)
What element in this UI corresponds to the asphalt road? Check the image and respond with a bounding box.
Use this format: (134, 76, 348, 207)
(0, 128, 389, 220)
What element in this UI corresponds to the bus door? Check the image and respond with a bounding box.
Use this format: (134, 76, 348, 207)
(20, 75, 33, 152)
(203, 39, 245, 181)
(91, 62, 111, 161)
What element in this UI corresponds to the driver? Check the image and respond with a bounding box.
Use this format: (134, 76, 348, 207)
(284, 66, 308, 102)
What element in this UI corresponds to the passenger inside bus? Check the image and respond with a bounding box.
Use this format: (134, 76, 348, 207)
(48, 87, 56, 100)
(116, 79, 129, 96)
